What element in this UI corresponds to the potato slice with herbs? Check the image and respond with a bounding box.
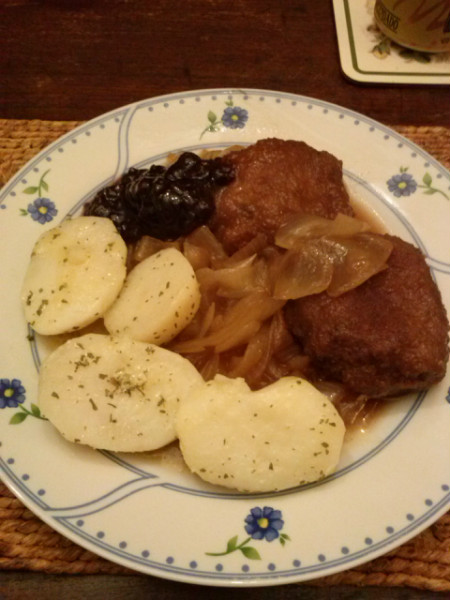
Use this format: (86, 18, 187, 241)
(21, 217, 127, 335)
(176, 375, 345, 492)
(38, 333, 203, 452)
(104, 247, 201, 344)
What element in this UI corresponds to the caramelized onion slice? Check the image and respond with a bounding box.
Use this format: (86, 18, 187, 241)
(272, 241, 334, 299)
(327, 233, 393, 297)
(171, 292, 284, 354)
(273, 232, 392, 300)
(275, 213, 370, 249)
(228, 323, 269, 379)
(184, 226, 227, 267)
(196, 255, 261, 298)
(183, 239, 212, 270)
(214, 234, 268, 268)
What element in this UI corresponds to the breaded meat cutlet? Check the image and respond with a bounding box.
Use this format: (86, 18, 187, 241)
(284, 235, 449, 398)
(211, 138, 353, 253)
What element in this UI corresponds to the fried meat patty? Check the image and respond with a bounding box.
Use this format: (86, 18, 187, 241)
(211, 138, 353, 253)
(285, 235, 449, 398)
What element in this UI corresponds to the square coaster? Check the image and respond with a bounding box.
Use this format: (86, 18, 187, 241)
(333, 0, 450, 84)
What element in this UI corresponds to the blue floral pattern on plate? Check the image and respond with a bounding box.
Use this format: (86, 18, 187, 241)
(206, 506, 290, 560)
(0, 378, 26, 408)
(19, 170, 58, 223)
(201, 98, 248, 138)
(387, 166, 449, 200)
(387, 168, 418, 197)
(0, 378, 46, 424)
(26, 197, 58, 224)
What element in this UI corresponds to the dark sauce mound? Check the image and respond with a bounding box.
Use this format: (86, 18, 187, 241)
(83, 152, 235, 243)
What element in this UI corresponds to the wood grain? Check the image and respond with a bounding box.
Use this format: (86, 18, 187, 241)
(1, 0, 449, 124)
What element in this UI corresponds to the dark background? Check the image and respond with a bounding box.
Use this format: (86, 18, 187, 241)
(1, 0, 449, 124)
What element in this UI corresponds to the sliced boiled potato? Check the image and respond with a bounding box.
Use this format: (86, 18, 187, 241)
(38, 333, 203, 452)
(104, 247, 201, 345)
(176, 375, 345, 492)
(21, 216, 127, 335)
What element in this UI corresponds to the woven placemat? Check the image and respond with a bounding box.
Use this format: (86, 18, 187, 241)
(1, 119, 450, 591)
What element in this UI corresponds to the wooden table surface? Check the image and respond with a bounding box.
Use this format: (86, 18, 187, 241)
(1, 1, 449, 598)
(1, 0, 449, 125)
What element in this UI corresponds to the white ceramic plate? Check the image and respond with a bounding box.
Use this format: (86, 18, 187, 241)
(1, 89, 449, 587)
